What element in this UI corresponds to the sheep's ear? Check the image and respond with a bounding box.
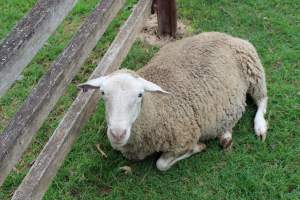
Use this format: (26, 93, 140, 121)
(138, 78, 170, 94)
(77, 77, 105, 92)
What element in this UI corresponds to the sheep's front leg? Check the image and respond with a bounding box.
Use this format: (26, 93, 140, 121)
(156, 143, 206, 171)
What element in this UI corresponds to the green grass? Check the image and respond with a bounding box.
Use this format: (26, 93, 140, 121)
(0, 0, 299, 199)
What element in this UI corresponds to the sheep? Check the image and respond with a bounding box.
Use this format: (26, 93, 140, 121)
(78, 32, 268, 171)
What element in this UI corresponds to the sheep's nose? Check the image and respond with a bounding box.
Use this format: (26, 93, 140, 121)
(110, 129, 126, 141)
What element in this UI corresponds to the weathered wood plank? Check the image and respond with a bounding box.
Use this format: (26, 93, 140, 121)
(12, 1, 151, 199)
(0, 0, 125, 186)
(0, 0, 78, 97)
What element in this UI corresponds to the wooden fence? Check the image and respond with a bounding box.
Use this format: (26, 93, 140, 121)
(0, 0, 176, 199)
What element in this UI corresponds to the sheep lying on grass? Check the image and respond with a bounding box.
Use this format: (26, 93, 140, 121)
(79, 32, 268, 171)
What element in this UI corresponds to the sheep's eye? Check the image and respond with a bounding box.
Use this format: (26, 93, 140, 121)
(101, 91, 105, 95)
(138, 93, 143, 98)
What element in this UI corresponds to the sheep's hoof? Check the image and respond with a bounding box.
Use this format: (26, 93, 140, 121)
(254, 119, 267, 142)
(219, 130, 232, 150)
(256, 133, 266, 142)
(156, 153, 173, 171)
(220, 137, 232, 150)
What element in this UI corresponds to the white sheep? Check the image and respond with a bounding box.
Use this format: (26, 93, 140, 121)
(79, 32, 268, 171)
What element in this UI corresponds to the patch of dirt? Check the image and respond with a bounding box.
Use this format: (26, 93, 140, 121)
(138, 14, 189, 46)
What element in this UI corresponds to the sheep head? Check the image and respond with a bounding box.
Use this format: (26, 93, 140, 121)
(78, 70, 169, 148)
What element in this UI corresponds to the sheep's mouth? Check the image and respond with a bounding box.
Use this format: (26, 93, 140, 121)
(110, 137, 129, 147)
(113, 141, 123, 145)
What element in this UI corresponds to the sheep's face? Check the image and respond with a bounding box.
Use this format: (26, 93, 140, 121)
(78, 71, 169, 148)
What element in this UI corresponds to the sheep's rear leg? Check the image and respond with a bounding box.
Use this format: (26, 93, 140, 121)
(247, 63, 268, 141)
(219, 130, 232, 150)
(156, 143, 206, 171)
(254, 97, 268, 141)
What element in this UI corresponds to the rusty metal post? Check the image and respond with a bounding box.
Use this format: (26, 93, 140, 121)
(154, 0, 177, 37)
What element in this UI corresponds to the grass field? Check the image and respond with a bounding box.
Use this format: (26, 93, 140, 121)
(0, 0, 299, 199)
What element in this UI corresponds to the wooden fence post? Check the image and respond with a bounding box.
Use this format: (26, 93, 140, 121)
(155, 0, 177, 37)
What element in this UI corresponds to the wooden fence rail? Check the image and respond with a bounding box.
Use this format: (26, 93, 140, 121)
(0, 0, 78, 97)
(0, 0, 125, 186)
